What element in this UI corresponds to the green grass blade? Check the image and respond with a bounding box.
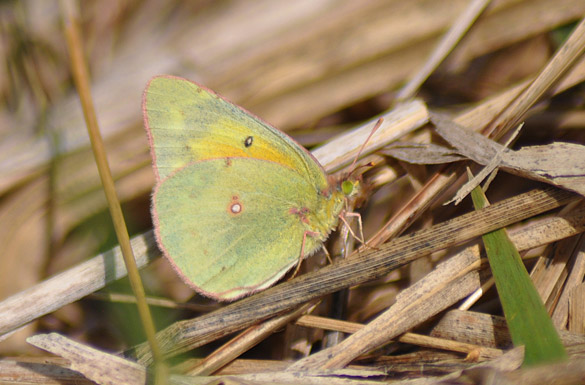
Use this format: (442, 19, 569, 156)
(471, 184, 567, 366)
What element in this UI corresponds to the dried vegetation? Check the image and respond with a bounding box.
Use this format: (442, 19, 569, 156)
(1, 1, 585, 384)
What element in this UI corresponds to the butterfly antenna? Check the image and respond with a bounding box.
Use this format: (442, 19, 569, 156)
(348, 117, 384, 175)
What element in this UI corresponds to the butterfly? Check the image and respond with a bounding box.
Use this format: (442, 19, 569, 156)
(143, 75, 359, 301)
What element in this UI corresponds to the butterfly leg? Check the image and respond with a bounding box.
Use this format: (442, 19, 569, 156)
(291, 230, 320, 278)
(339, 212, 365, 245)
(322, 245, 333, 265)
(340, 211, 378, 253)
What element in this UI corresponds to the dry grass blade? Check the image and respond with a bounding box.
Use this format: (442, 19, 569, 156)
(296, 315, 504, 359)
(59, 0, 163, 369)
(429, 114, 585, 202)
(396, 0, 491, 100)
(186, 302, 317, 376)
(3, 2, 585, 383)
(289, 195, 583, 371)
(27, 333, 147, 385)
(551, 234, 585, 328)
(485, 16, 585, 138)
(368, 50, 585, 247)
(129, 187, 577, 365)
(26, 333, 385, 385)
(368, 17, 585, 250)
(0, 231, 158, 338)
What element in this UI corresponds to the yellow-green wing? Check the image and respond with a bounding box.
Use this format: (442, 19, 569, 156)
(153, 157, 338, 301)
(143, 75, 328, 191)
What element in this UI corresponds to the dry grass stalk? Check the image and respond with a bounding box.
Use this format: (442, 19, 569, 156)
(1, 1, 585, 384)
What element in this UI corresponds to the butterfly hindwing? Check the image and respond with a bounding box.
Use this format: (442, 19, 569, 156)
(153, 157, 327, 300)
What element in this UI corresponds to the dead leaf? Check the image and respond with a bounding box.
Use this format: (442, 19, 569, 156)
(393, 114, 585, 204)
